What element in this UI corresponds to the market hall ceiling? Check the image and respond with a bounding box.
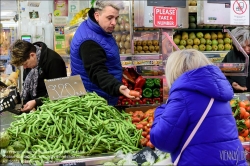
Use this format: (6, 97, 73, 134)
(0, 0, 17, 21)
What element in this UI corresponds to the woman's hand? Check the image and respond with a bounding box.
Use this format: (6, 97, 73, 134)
(21, 100, 36, 112)
(119, 85, 141, 100)
(232, 82, 247, 91)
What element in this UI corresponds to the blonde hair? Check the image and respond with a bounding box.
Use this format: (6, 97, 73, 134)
(94, 0, 124, 11)
(231, 26, 250, 48)
(166, 49, 213, 88)
(9, 39, 36, 66)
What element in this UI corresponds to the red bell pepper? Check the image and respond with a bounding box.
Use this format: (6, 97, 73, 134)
(153, 98, 161, 104)
(117, 100, 122, 106)
(134, 88, 142, 95)
(122, 98, 133, 106)
(142, 98, 153, 105)
(128, 68, 138, 80)
(122, 77, 128, 87)
(119, 95, 124, 100)
(160, 88, 163, 96)
(134, 100, 143, 105)
(123, 69, 135, 84)
(134, 76, 146, 89)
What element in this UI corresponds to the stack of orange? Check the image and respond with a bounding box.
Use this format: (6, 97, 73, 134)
(230, 99, 250, 142)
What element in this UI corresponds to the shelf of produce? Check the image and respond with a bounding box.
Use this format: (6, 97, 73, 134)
(175, 28, 224, 32)
(64, 20, 86, 35)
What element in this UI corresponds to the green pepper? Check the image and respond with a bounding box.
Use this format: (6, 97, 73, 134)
(154, 78, 161, 87)
(143, 88, 152, 98)
(153, 88, 160, 97)
(145, 79, 154, 88)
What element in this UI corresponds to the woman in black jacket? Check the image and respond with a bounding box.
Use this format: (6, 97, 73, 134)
(222, 27, 250, 93)
(10, 40, 67, 111)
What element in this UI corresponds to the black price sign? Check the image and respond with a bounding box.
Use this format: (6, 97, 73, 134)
(59, 162, 86, 166)
(45, 75, 86, 100)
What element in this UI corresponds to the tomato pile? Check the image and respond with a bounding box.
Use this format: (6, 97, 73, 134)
(230, 99, 250, 142)
(129, 108, 156, 148)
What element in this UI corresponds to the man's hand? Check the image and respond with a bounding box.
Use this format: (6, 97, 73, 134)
(21, 100, 36, 112)
(119, 85, 141, 100)
(232, 82, 247, 91)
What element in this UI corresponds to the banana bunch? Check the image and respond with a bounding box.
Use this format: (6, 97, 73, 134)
(70, 8, 90, 26)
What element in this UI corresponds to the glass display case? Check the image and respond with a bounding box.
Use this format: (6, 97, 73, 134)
(112, 1, 132, 55)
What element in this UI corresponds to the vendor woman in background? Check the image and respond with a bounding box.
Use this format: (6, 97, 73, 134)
(222, 26, 250, 93)
(10, 39, 67, 112)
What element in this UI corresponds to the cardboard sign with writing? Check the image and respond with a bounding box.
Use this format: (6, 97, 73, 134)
(45, 75, 86, 100)
(132, 147, 158, 166)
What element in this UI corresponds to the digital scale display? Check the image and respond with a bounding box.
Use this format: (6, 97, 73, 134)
(21, 35, 32, 43)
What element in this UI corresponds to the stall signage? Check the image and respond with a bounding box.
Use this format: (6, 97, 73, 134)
(44, 75, 86, 100)
(69, 0, 79, 13)
(27, 2, 40, 7)
(153, 7, 177, 28)
(230, 0, 249, 25)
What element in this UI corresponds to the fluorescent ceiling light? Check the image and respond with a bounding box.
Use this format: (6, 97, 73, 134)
(0, 21, 17, 27)
(1, 11, 16, 16)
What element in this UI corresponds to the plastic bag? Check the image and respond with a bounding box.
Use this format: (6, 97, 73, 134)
(141, 150, 156, 166)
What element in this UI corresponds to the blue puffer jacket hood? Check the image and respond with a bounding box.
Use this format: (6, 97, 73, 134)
(150, 65, 247, 166)
(169, 65, 234, 101)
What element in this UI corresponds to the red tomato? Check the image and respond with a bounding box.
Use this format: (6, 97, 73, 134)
(144, 126, 148, 131)
(245, 119, 250, 128)
(147, 122, 152, 128)
(142, 131, 148, 137)
(244, 112, 250, 119)
(132, 117, 141, 123)
(239, 101, 247, 109)
(146, 134, 150, 140)
(240, 129, 249, 137)
(140, 138, 148, 146)
(146, 141, 155, 148)
(147, 128, 151, 133)
(246, 106, 250, 112)
(136, 124, 144, 130)
(240, 107, 247, 119)
(140, 121, 148, 126)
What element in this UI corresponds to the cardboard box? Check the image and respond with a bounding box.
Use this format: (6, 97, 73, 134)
(125, 105, 160, 113)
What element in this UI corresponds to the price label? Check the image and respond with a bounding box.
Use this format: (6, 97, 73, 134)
(45, 75, 86, 100)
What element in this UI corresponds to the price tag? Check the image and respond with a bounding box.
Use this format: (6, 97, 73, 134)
(132, 147, 158, 166)
(59, 162, 86, 166)
(45, 75, 86, 100)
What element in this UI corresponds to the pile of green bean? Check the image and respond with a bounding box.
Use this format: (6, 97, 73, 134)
(7, 92, 142, 165)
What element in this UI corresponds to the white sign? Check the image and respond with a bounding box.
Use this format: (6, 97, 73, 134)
(69, 1, 79, 13)
(230, 0, 249, 25)
(53, 16, 68, 26)
(45, 75, 86, 100)
(27, 2, 40, 7)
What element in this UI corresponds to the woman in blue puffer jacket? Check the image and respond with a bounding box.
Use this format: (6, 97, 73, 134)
(150, 49, 247, 166)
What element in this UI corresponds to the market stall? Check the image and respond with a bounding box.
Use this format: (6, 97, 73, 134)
(1, 0, 250, 165)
